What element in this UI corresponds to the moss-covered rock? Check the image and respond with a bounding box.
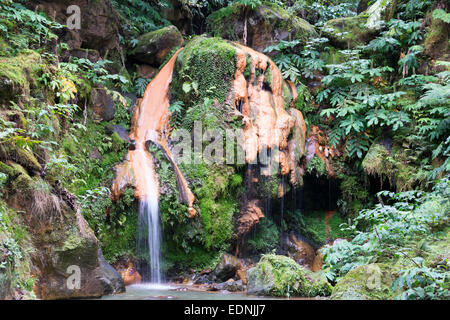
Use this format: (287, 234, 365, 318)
(331, 263, 396, 300)
(206, 3, 317, 52)
(322, 0, 392, 49)
(171, 36, 237, 106)
(424, 9, 450, 62)
(322, 15, 378, 49)
(129, 25, 184, 67)
(362, 140, 423, 191)
(0, 50, 42, 105)
(0, 142, 42, 173)
(246, 254, 332, 297)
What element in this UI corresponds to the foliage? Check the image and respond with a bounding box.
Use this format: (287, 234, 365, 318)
(247, 218, 279, 255)
(393, 266, 449, 300)
(321, 177, 450, 286)
(0, 0, 63, 54)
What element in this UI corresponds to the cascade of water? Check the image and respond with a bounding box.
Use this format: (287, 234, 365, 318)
(128, 49, 187, 283)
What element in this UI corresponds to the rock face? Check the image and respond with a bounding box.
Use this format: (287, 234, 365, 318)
(129, 25, 184, 67)
(206, 3, 317, 52)
(27, 0, 120, 54)
(214, 253, 242, 282)
(1, 159, 124, 299)
(331, 263, 396, 300)
(246, 254, 332, 297)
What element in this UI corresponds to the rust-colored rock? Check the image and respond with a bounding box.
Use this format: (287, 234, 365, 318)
(236, 269, 247, 285)
(112, 49, 196, 216)
(306, 125, 340, 176)
(286, 234, 316, 269)
(119, 263, 142, 286)
(312, 250, 323, 272)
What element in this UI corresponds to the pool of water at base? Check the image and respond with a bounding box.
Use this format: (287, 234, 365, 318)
(100, 283, 319, 300)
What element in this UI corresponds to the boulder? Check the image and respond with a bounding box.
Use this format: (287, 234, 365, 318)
(322, 0, 392, 49)
(4, 172, 125, 299)
(246, 254, 332, 297)
(214, 253, 242, 282)
(91, 87, 116, 122)
(331, 263, 396, 300)
(206, 3, 317, 52)
(129, 25, 184, 67)
(209, 280, 245, 292)
(97, 249, 126, 295)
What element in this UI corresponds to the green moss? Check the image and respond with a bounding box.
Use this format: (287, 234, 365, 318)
(0, 141, 42, 172)
(0, 50, 42, 100)
(206, 5, 241, 40)
(7, 163, 34, 191)
(363, 142, 423, 192)
(331, 263, 396, 300)
(323, 15, 376, 48)
(247, 254, 332, 297)
(61, 233, 83, 251)
(306, 155, 327, 177)
(172, 36, 237, 105)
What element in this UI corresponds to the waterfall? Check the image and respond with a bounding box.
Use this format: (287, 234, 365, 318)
(137, 197, 162, 283)
(126, 49, 190, 283)
(133, 147, 162, 283)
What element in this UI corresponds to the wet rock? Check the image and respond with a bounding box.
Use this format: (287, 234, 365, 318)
(246, 254, 331, 297)
(209, 280, 245, 292)
(286, 234, 316, 269)
(91, 87, 116, 121)
(312, 250, 323, 272)
(236, 200, 265, 247)
(331, 263, 396, 300)
(129, 25, 184, 67)
(214, 254, 242, 282)
(206, 3, 317, 52)
(236, 269, 247, 285)
(160, 0, 193, 34)
(119, 264, 142, 286)
(97, 249, 126, 295)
